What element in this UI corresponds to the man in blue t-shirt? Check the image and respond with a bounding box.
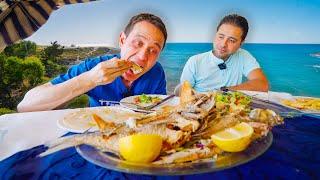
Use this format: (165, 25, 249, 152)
(18, 13, 168, 112)
(180, 14, 269, 92)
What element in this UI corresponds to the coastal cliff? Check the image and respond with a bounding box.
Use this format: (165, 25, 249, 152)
(60, 46, 120, 66)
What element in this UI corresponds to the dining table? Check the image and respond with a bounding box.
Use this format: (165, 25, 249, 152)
(0, 93, 319, 179)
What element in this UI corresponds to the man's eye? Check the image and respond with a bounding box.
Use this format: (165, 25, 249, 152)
(149, 48, 159, 55)
(229, 39, 236, 44)
(134, 40, 143, 47)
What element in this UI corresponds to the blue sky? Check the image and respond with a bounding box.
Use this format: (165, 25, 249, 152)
(27, 0, 320, 46)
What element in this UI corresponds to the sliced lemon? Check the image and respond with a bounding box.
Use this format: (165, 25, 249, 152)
(211, 122, 254, 152)
(119, 134, 163, 163)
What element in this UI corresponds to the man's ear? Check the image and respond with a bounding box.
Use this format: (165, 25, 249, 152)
(119, 32, 126, 48)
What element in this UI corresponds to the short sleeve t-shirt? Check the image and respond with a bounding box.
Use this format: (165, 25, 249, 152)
(180, 49, 260, 92)
(51, 54, 167, 106)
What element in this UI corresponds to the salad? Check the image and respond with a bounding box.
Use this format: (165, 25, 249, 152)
(134, 94, 162, 105)
(215, 91, 252, 112)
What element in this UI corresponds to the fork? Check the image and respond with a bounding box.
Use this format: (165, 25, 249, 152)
(99, 100, 144, 108)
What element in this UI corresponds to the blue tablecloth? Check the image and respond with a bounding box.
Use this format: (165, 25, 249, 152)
(1, 115, 319, 180)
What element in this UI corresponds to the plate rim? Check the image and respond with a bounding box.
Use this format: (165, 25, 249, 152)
(76, 132, 273, 176)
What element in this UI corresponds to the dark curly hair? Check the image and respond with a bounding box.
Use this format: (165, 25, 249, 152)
(124, 13, 167, 49)
(217, 14, 249, 41)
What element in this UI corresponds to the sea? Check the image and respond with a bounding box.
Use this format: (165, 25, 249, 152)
(158, 43, 320, 97)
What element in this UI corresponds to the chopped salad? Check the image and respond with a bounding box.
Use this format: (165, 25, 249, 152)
(134, 94, 162, 105)
(215, 91, 252, 112)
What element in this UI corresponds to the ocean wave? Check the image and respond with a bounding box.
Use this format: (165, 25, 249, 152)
(313, 65, 320, 68)
(310, 53, 320, 58)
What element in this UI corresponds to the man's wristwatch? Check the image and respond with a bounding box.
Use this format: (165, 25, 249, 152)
(220, 86, 229, 92)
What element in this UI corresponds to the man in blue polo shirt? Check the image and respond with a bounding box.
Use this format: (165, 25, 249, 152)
(18, 13, 167, 112)
(180, 14, 269, 92)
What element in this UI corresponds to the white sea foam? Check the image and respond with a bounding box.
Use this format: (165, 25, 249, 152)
(310, 53, 320, 58)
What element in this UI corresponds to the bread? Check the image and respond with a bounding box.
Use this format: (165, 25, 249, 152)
(180, 81, 195, 104)
(131, 62, 143, 74)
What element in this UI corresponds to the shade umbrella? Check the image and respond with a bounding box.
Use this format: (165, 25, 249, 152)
(0, 0, 97, 52)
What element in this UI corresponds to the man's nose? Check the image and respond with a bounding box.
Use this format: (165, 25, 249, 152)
(137, 48, 148, 60)
(221, 39, 228, 47)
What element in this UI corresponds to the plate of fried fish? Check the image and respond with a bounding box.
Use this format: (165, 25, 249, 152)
(280, 96, 320, 114)
(44, 81, 285, 175)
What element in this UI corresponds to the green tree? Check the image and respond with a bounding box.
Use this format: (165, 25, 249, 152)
(40, 41, 65, 77)
(41, 41, 64, 64)
(0, 108, 15, 115)
(45, 60, 67, 78)
(3, 41, 37, 59)
(66, 95, 89, 109)
(23, 56, 45, 88)
(0, 54, 45, 109)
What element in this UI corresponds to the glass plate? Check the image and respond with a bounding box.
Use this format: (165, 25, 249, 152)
(76, 132, 272, 176)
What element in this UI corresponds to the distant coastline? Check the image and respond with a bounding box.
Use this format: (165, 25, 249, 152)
(51, 46, 120, 66)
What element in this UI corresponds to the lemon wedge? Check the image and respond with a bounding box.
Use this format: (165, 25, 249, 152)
(211, 122, 254, 152)
(119, 134, 163, 163)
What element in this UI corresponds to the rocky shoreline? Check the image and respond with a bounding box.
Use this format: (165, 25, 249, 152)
(60, 46, 120, 66)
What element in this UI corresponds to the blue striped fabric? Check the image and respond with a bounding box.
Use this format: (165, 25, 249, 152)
(0, 0, 97, 52)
